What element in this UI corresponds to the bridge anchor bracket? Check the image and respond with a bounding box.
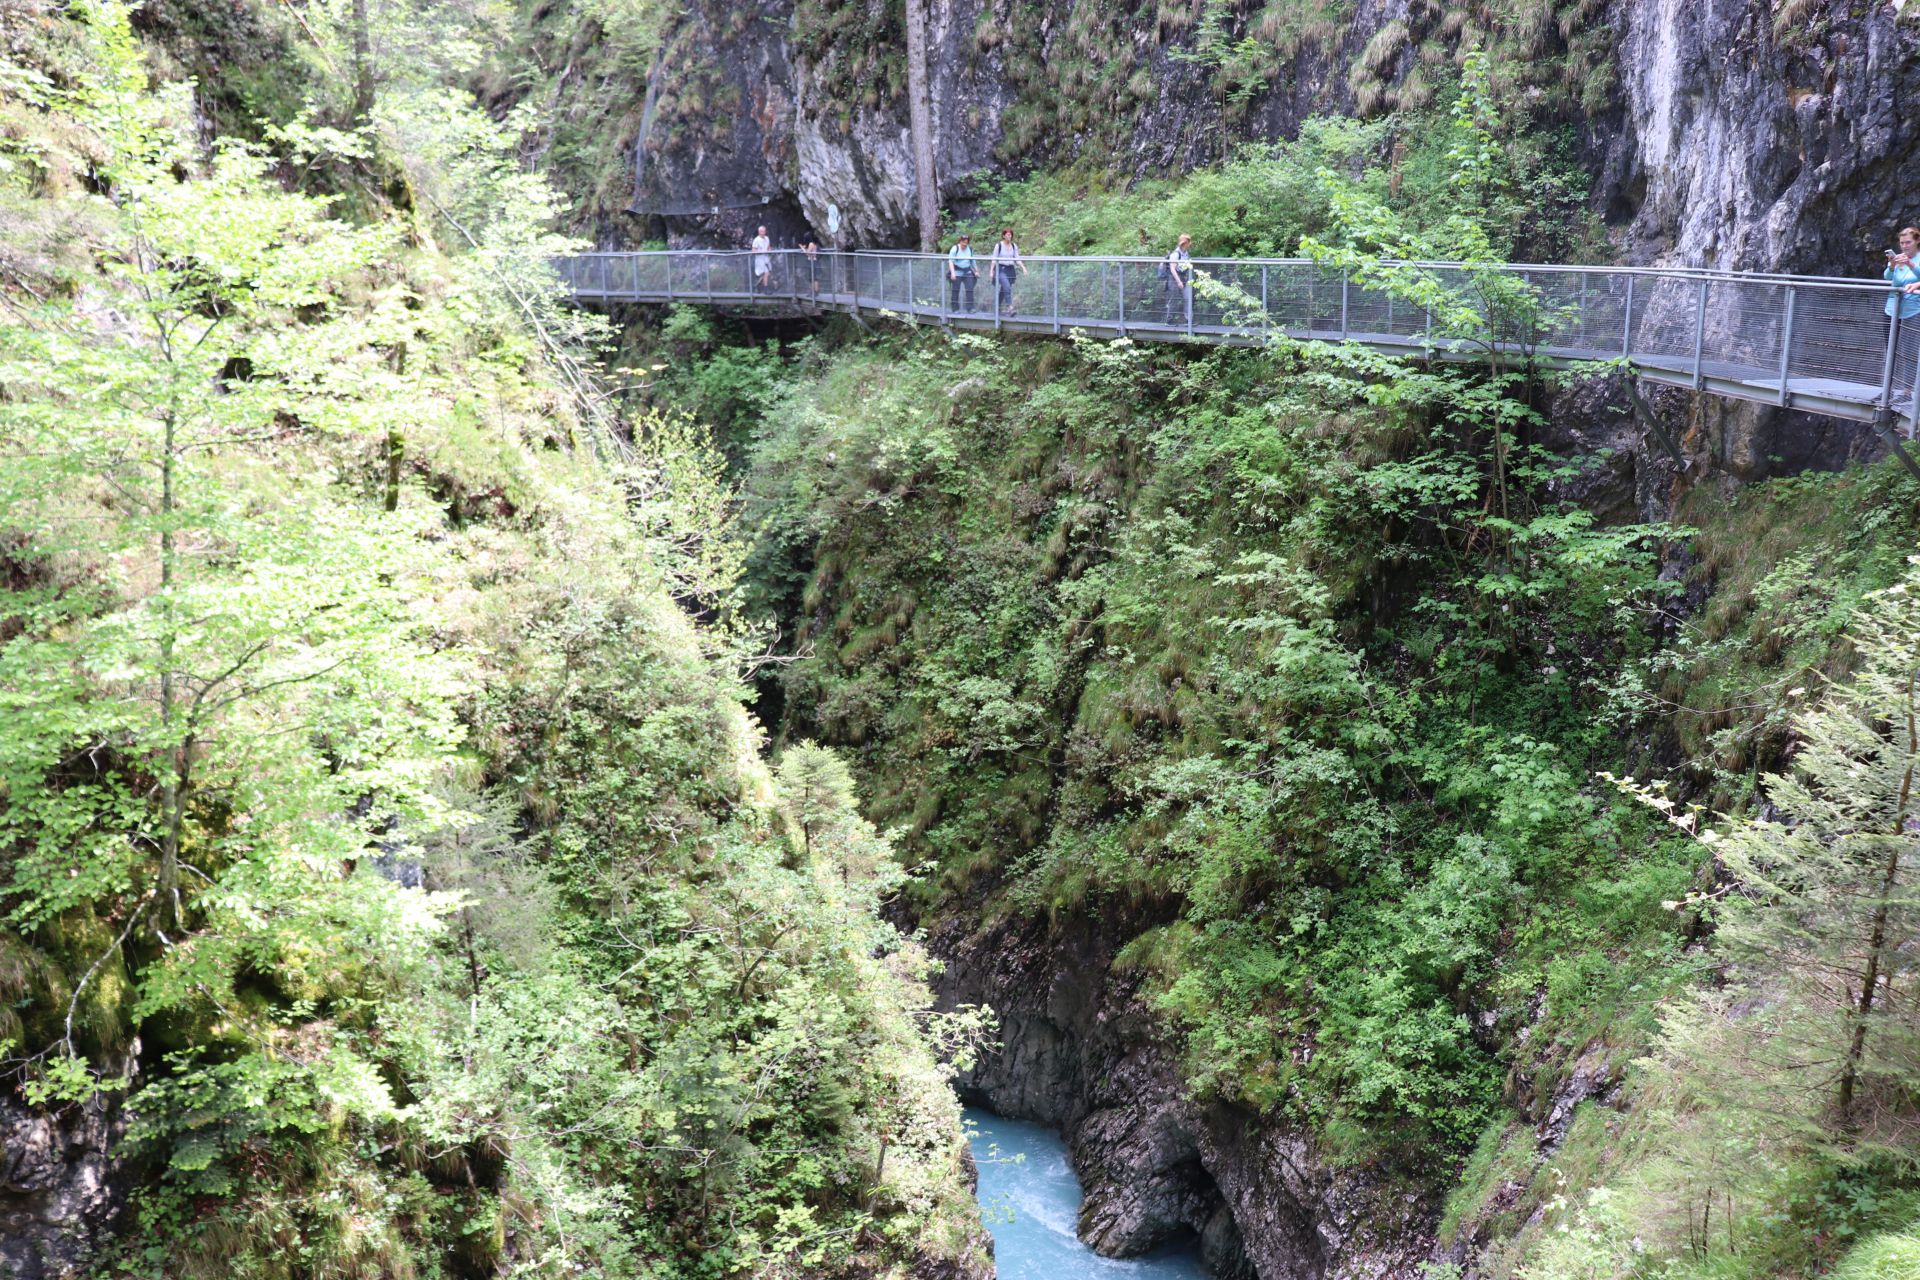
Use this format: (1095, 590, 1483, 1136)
(1626, 380, 1689, 470)
(1871, 409, 1920, 483)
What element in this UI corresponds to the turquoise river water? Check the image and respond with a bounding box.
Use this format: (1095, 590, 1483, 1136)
(965, 1106, 1209, 1280)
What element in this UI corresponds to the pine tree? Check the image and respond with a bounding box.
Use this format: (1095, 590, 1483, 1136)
(1643, 555, 1920, 1149)
(775, 741, 892, 886)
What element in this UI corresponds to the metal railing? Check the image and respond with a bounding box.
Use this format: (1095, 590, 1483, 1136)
(554, 248, 1920, 432)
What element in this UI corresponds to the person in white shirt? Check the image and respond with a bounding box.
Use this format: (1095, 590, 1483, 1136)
(1162, 233, 1193, 325)
(990, 228, 1025, 316)
(752, 226, 772, 290)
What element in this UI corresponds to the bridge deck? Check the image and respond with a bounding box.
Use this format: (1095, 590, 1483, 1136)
(558, 250, 1920, 433)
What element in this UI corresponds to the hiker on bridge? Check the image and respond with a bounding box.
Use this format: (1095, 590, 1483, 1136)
(948, 233, 978, 313)
(752, 226, 773, 291)
(991, 228, 1026, 316)
(803, 240, 820, 296)
(1162, 233, 1193, 325)
(1886, 227, 1920, 379)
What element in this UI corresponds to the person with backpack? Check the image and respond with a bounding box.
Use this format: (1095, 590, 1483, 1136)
(947, 233, 978, 313)
(1161, 233, 1193, 325)
(990, 228, 1026, 316)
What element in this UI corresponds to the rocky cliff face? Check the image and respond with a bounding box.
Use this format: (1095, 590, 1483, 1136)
(931, 911, 1436, 1280)
(1607, 0, 1919, 275)
(0, 1092, 131, 1280)
(623, 0, 1920, 276)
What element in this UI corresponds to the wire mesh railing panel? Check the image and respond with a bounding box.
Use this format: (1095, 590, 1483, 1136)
(814, 250, 848, 300)
(1310, 264, 1346, 335)
(916, 258, 947, 314)
(1378, 270, 1434, 343)
(627, 254, 645, 296)
(1415, 266, 1485, 353)
(849, 254, 877, 303)
(666, 251, 702, 298)
(1511, 270, 1577, 350)
(934, 254, 988, 318)
(881, 255, 906, 309)
(1039, 261, 1096, 326)
(1261, 264, 1315, 332)
(1177, 261, 1224, 331)
(1134, 264, 1191, 330)
(997, 260, 1040, 320)
(1785, 285, 1900, 398)
(1101, 262, 1145, 329)
(1625, 274, 1706, 365)
(1697, 278, 1785, 374)
(1555, 272, 1633, 357)
(1192, 262, 1268, 334)
(1342, 276, 1400, 342)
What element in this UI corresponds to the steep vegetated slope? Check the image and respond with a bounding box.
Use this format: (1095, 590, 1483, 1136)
(619, 66, 1920, 1280)
(0, 3, 983, 1277)
(726, 287, 1920, 1280)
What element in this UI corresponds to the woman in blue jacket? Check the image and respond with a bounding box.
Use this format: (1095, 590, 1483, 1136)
(1886, 226, 1920, 391)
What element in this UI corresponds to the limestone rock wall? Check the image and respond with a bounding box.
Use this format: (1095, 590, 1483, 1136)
(1608, 0, 1919, 274)
(622, 0, 1920, 279)
(0, 1092, 131, 1280)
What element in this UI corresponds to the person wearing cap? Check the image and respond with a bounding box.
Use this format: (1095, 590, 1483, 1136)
(948, 234, 978, 313)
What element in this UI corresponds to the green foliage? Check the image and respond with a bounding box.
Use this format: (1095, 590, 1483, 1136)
(0, 5, 982, 1276)
(1836, 1227, 1920, 1280)
(969, 92, 1596, 266)
(636, 307, 792, 456)
(1634, 467, 1920, 805)
(729, 278, 1687, 1155)
(1508, 559, 1920, 1280)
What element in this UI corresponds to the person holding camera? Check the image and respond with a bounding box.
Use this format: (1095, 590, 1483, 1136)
(1885, 227, 1920, 385)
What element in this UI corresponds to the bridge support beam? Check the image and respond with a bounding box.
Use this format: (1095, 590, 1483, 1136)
(1872, 410, 1920, 482)
(1627, 379, 1689, 470)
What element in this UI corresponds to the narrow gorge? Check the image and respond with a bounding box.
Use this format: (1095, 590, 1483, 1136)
(5, 3, 1920, 1280)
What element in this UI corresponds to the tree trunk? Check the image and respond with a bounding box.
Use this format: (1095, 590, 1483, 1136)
(385, 341, 407, 512)
(350, 0, 377, 125)
(158, 408, 182, 934)
(903, 0, 939, 252)
(1836, 666, 1918, 1130)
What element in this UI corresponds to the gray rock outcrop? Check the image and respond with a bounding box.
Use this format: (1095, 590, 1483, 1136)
(0, 1091, 132, 1280)
(623, 0, 1920, 283)
(1608, 0, 1918, 275)
(933, 911, 1437, 1280)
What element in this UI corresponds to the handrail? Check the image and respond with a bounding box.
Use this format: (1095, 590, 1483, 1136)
(591, 247, 1905, 293)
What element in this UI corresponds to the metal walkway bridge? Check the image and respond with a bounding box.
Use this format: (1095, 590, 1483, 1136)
(558, 248, 1920, 448)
